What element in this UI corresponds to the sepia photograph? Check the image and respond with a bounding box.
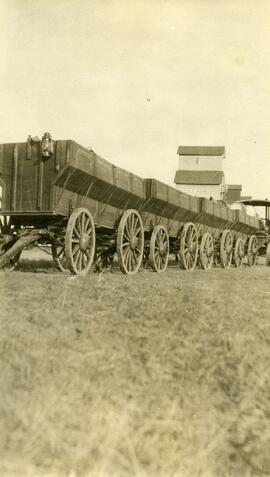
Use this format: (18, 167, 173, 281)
(0, 1, 270, 476)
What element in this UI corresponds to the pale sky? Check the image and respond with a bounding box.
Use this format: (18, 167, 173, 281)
(1, 0, 270, 198)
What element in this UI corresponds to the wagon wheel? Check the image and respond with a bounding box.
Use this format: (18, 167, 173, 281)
(51, 240, 69, 273)
(233, 237, 245, 268)
(220, 230, 233, 268)
(247, 235, 258, 267)
(117, 209, 144, 275)
(199, 232, 214, 270)
(149, 225, 169, 273)
(179, 222, 198, 271)
(65, 208, 96, 276)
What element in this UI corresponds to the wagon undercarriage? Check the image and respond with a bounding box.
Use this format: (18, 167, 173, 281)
(0, 208, 260, 275)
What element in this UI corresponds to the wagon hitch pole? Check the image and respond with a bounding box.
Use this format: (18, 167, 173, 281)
(0, 230, 46, 270)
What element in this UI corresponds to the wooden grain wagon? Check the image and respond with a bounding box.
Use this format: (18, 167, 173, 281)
(0, 133, 263, 275)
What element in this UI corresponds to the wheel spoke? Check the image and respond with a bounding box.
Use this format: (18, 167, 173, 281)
(123, 247, 130, 259)
(134, 227, 141, 237)
(74, 226, 80, 238)
(131, 251, 137, 269)
(83, 216, 90, 232)
(123, 231, 131, 241)
(127, 250, 133, 270)
(80, 213, 85, 233)
(74, 249, 81, 266)
(126, 215, 132, 235)
(82, 253, 88, 268)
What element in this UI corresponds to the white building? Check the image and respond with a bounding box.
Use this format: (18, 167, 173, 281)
(174, 146, 226, 200)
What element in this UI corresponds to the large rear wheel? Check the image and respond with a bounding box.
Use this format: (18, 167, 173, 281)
(233, 237, 245, 268)
(199, 232, 214, 270)
(65, 208, 96, 276)
(179, 222, 198, 271)
(117, 209, 144, 274)
(247, 235, 258, 267)
(149, 225, 169, 273)
(220, 230, 233, 269)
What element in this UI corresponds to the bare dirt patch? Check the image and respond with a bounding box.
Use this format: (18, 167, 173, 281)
(1, 256, 270, 477)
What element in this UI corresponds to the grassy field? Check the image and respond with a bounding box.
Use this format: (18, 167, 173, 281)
(0, 251, 270, 477)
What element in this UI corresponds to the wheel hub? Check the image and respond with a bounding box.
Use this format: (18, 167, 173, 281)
(130, 234, 138, 250)
(159, 244, 166, 255)
(79, 233, 90, 251)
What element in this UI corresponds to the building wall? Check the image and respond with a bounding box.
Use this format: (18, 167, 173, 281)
(175, 184, 223, 200)
(178, 155, 223, 171)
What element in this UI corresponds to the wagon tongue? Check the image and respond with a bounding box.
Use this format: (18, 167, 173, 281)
(0, 230, 44, 270)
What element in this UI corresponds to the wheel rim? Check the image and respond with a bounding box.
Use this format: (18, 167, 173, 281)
(149, 225, 169, 273)
(247, 235, 258, 267)
(65, 208, 96, 276)
(220, 230, 233, 268)
(117, 209, 144, 274)
(52, 241, 69, 273)
(200, 232, 214, 270)
(179, 222, 198, 271)
(233, 238, 245, 268)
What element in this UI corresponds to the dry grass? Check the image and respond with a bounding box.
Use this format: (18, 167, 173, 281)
(0, 252, 270, 477)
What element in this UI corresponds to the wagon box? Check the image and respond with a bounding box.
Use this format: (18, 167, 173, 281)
(231, 210, 261, 235)
(143, 179, 200, 222)
(0, 135, 146, 274)
(53, 141, 146, 227)
(0, 138, 145, 227)
(197, 198, 237, 230)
